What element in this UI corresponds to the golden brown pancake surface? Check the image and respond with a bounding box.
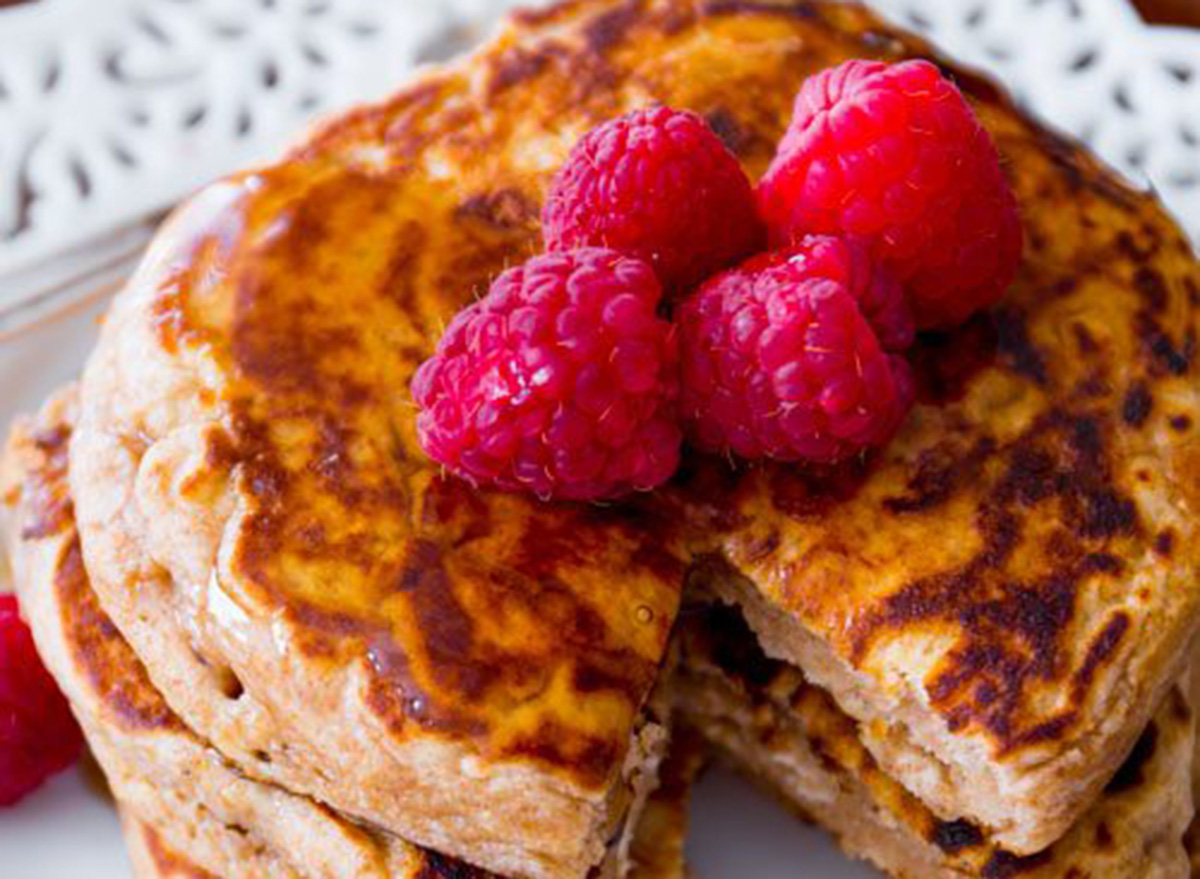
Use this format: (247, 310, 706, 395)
(66, 0, 1199, 870)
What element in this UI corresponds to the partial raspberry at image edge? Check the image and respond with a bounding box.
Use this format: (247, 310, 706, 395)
(0, 594, 83, 807)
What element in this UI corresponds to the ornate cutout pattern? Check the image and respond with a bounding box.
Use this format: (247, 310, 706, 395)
(871, 0, 1199, 245)
(0, 0, 1195, 305)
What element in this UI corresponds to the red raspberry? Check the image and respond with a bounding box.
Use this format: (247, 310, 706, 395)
(543, 106, 764, 296)
(758, 59, 1023, 329)
(1, 593, 82, 806)
(413, 248, 682, 501)
(678, 241, 915, 463)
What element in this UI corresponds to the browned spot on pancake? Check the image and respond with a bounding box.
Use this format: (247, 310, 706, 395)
(584, 0, 641, 53)
(930, 818, 985, 854)
(910, 315, 998, 403)
(379, 220, 427, 315)
(1133, 266, 1169, 312)
(363, 634, 472, 737)
(455, 188, 539, 231)
(506, 720, 621, 788)
(1138, 310, 1194, 377)
(1071, 612, 1129, 702)
(1116, 229, 1157, 262)
(20, 423, 74, 539)
(56, 539, 184, 732)
(701, 0, 818, 20)
(1170, 414, 1192, 431)
(416, 849, 496, 879)
(852, 408, 1141, 750)
(488, 44, 557, 95)
(992, 306, 1048, 386)
(1030, 125, 1141, 211)
(705, 108, 758, 157)
(1072, 322, 1098, 354)
(769, 457, 876, 520)
(204, 426, 238, 472)
(150, 269, 195, 356)
(1121, 382, 1152, 427)
(884, 437, 996, 514)
(143, 825, 218, 879)
(1105, 721, 1158, 793)
(1083, 552, 1122, 575)
(1185, 275, 1200, 306)
(1154, 529, 1175, 557)
(1169, 685, 1191, 723)
(981, 850, 1053, 879)
(935, 62, 1004, 105)
(400, 540, 492, 700)
(233, 277, 359, 393)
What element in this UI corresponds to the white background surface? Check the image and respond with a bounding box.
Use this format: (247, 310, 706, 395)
(1, 0, 1197, 877)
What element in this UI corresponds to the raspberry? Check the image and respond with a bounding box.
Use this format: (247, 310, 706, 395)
(678, 242, 915, 463)
(0, 593, 82, 806)
(413, 248, 682, 501)
(543, 106, 764, 295)
(758, 59, 1023, 329)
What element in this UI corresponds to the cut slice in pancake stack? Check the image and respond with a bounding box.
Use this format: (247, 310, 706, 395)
(1, 1, 1198, 878)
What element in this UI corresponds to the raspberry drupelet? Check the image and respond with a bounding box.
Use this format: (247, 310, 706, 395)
(412, 248, 682, 501)
(678, 238, 916, 463)
(543, 106, 764, 296)
(758, 58, 1023, 329)
(0, 594, 82, 806)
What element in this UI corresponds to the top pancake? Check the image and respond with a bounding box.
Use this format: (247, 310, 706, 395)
(66, 0, 1200, 870)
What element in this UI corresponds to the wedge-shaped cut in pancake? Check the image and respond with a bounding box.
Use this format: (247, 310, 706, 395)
(65, 0, 1199, 869)
(2, 388, 683, 879)
(675, 605, 1194, 879)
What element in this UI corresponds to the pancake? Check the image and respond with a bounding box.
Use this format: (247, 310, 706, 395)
(64, 0, 1199, 870)
(674, 603, 1194, 879)
(122, 814, 220, 879)
(2, 387, 689, 879)
(3, 387, 486, 879)
(118, 746, 701, 879)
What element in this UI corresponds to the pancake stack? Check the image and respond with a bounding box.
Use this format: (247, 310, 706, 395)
(2, 2, 1198, 878)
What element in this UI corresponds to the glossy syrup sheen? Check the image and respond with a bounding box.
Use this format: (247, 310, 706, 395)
(8, 397, 499, 879)
(141, 0, 1199, 781)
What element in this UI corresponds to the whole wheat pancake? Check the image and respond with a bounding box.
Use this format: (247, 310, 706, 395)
(65, 0, 1199, 869)
(674, 604, 1194, 879)
(3, 388, 489, 879)
(118, 747, 700, 879)
(122, 814, 218, 879)
(1, 388, 688, 879)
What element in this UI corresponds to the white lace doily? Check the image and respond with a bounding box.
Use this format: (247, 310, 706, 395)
(0, 0, 1196, 314)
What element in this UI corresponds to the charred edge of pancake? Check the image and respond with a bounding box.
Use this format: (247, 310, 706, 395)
(50, 535, 187, 733)
(851, 405, 1142, 752)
